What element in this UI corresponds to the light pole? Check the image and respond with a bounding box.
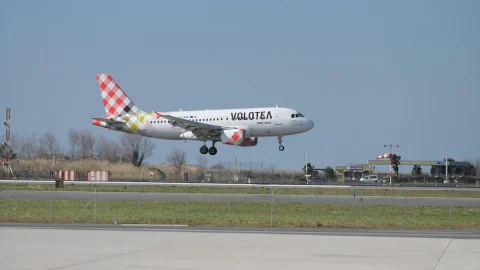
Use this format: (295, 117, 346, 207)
(384, 144, 399, 185)
(305, 147, 309, 184)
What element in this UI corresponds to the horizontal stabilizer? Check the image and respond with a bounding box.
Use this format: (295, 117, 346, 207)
(92, 117, 126, 129)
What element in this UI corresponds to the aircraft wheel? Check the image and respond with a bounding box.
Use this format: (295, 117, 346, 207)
(200, 145, 208, 155)
(279, 145, 285, 151)
(208, 147, 217, 155)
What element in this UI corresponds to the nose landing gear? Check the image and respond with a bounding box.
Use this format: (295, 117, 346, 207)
(278, 136, 285, 151)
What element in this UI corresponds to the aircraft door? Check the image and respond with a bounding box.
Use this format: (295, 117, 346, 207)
(275, 110, 283, 125)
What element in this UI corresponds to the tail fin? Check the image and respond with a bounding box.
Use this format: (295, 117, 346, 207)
(96, 73, 142, 119)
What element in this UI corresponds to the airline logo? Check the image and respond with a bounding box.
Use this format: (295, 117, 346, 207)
(231, 111, 273, 121)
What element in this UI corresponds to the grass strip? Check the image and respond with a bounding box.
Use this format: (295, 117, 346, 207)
(2, 198, 479, 230)
(2, 183, 480, 198)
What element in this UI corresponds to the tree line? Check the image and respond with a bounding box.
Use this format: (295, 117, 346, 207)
(1, 129, 156, 167)
(1, 129, 194, 178)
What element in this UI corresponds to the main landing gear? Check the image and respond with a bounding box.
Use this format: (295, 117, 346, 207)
(278, 136, 285, 151)
(200, 141, 217, 155)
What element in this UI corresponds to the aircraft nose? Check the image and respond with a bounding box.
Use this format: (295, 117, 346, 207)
(305, 119, 314, 130)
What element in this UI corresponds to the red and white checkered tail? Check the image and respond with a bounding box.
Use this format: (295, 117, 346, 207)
(96, 74, 142, 118)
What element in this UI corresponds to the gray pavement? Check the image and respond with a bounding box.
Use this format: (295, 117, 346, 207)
(2, 190, 480, 207)
(0, 224, 479, 270)
(2, 179, 480, 191)
(2, 223, 480, 239)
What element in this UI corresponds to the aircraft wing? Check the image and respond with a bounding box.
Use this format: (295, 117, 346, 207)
(161, 114, 233, 140)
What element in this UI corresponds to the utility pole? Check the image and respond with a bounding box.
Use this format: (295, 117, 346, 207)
(384, 144, 399, 185)
(305, 147, 309, 184)
(445, 156, 448, 182)
(5, 107, 10, 163)
(3, 107, 15, 179)
(305, 147, 308, 171)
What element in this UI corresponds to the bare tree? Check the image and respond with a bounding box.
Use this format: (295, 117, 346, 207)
(96, 135, 122, 162)
(39, 131, 60, 158)
(196, 154, 208, 180)
(119, 133, 155, 166)
(67, 128, 81, 159)
(166, 148, 186, 179)
(79, 130, 96, 158)
(16, 133, 39, 158)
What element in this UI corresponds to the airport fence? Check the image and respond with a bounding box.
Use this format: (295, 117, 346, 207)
(1, 186, 479, 230)
(3, 171, 480, 188)
(1, 161, 309, 185)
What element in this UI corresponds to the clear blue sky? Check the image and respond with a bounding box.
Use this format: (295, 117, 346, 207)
(1, 0, 479, 172)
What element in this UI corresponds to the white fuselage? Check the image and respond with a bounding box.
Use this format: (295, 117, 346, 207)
(143, 107, 313, 141)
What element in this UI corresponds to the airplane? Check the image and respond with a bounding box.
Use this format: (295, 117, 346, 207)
(92, 74, 314, 155)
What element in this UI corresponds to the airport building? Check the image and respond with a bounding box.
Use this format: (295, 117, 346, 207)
(334, 158, 476, 182)
(334, 164, 375, 181)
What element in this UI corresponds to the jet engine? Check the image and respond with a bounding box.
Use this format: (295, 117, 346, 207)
(221, 128, 246, 146)
(239, 137, 258, 147)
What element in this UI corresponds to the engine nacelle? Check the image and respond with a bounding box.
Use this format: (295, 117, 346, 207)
(239, 137, 258, 147)
(221, 129, 246, 146)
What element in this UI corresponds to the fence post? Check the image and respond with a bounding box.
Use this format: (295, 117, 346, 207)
(50, 188, 53, 223)
(360, 196, 363, 228)
(404, 192, 407, 230)
(315, 189, 319, 226)
(261, 162, 264, 184)
(137, 193, 140, 224)
(270, 188, 274, 227)
(94, 186, 97, 224)
(185, 193, 188, 225)
(4, 196, 7, 223)
(449, 190, 452, 230)
(226, 189, 230, 227)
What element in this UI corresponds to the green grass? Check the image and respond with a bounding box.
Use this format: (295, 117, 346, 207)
(2, 183, 480, 198)
(2, 198, 479, 230)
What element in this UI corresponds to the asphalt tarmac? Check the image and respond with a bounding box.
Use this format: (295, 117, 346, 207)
(2, 222, 480, 239)
(2, 190, 480, 207)
(1, 223, 479, 270)
(2, 179, 480, 191)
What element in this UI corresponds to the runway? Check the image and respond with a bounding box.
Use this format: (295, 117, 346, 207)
(1, 224, 479, 270)
(2, 190, 480, 207)
(2, 223, 480, 239)
(2, 179, 480, 191)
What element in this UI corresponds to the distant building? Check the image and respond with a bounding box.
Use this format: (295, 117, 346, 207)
(430, 158, 475, 178)
(334, 164, 374, 181)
